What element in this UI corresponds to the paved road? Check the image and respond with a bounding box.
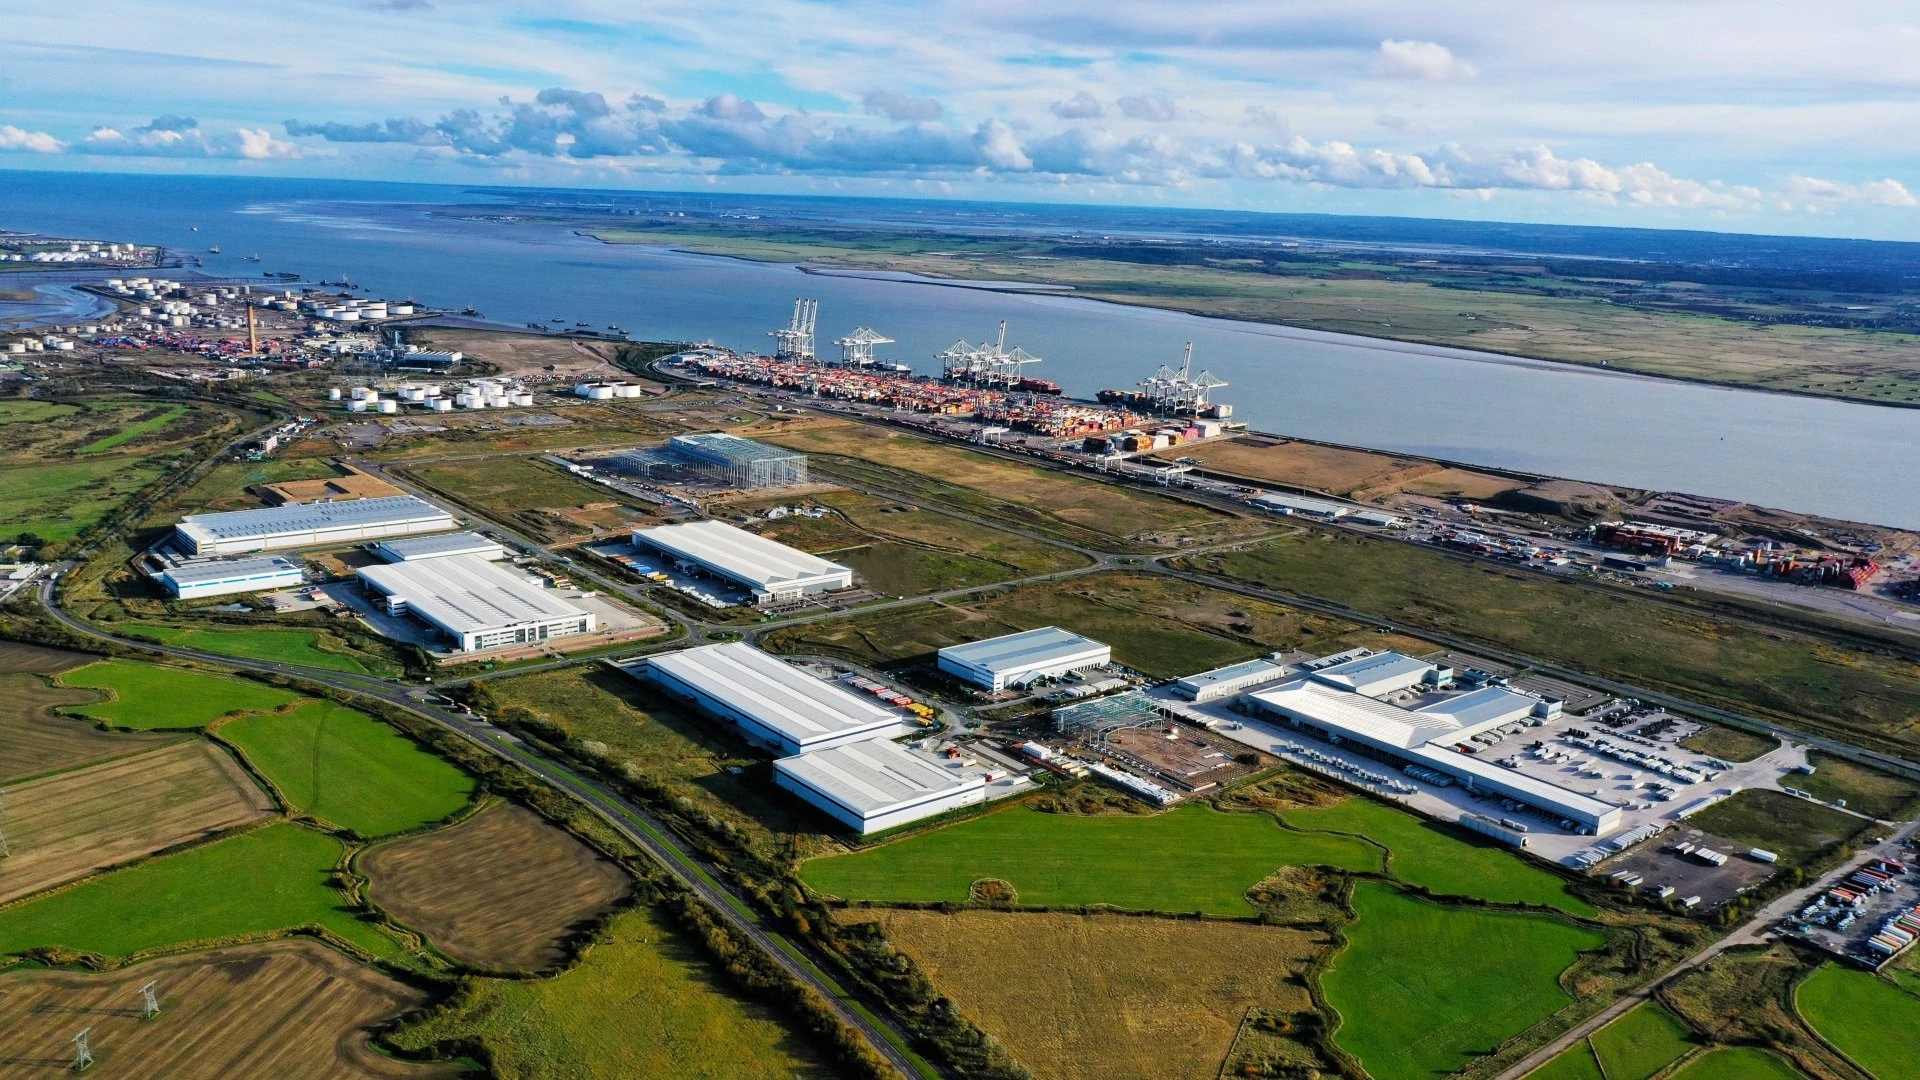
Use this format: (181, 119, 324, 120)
(35, 578, 934, 1080)
(1490, 817, 1920, 1080)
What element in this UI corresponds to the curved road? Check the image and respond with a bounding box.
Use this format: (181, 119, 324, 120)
(35, 578, 934, 1080)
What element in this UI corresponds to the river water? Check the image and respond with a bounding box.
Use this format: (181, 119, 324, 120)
(1, 170, 1912, 527)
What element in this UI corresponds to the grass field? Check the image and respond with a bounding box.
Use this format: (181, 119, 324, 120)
(1321, 882, 1605, 1080)
(1281, 797, 1597, 916)
(867, 908, 1327, 1080)
(1680, 724, 1780, 763)
(127, 623, 395, 676)
(0, 741, 275, 904)
(0, 671, 181, 783)
(388, 903, 837, 1079)
(404, 455, 647, 540)
(363, 801, 631, 972)
(799, 804, 1381, 915)
(159, 457, 346, 515)
(754, 506, 1033, 597)
(57, 659, 297, 729)
(81, 403, 188, 453)
(1527, 1043, 1605, 1080)
(1589, 1002, 1696, 1080)
(1182, 530, 1920, 756)
(813, 489, 1092, 574)
(1796, 963, 1920, 1080)
(0, 456, 165, 545)
(1669, 1048, 1806, 1080)
(0, 824, 398, 960)
(0, 400, 80, 425)
(1790, 753, 1920, 820)
(764, 571, 1400, 681)
(1685, 790, 1871, 866)
(217, 700, 474, 837)
(0, 939, 456, 1079)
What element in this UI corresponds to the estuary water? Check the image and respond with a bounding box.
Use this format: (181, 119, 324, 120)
(0, 170, 1913, 527)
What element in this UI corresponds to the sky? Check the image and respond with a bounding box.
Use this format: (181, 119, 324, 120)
(3, 1, 1919, 238)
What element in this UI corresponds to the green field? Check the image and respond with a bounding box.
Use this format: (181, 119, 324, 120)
(218, 700, 474, 837)
(1527, 1042, 1605, 1080)
(127, 624, 394, 676)
(404, 455, 644, 539)
(1679, 724, 1779, 763)
(0, 457, 165, 545)
(1282, 798, 1596, 916)
(1685, 790, 1870, 866)
(1589, 1002, 1696, 1080)
(1669, 1048, 1805, 1080)
(159, 458, 345, 516)
(0, 824, 397, 959)
(388, 904, 835, 1078)
(1321, 882, 1605, 1080)
(81, 404, 187, 453)
(834, 540, 1021, 596)
(1182, 530, 1920, 756)
(1790, 753, 1920, 820)
(57, 659, 297, 729)
(0, 400, 79, 425)
(814, 489, 1091, 574)
(1796, 964, 1920, 1080)
(799, 804, 1381, 915)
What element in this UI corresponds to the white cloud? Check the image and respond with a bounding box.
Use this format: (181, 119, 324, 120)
(79, 115, 301, 159)
(0, 124, 63, 153)
(1375, 39, 1477, 82)
(862, 89, 942, 123)
(1050, 91, 1103, 120)
(1117, 93, 1176, 122)
(1780, 174, 1918, 210)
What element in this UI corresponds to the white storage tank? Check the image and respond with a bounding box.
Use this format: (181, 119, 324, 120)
(327, 387, 342, 401)
(348, 399, 368, 413)
(431, 397, 454, 412)
(378, 399, 398, 414)
(351, 386, 371, 400)
(512, 393, 534, 407)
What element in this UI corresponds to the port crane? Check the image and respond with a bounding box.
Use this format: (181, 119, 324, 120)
(937, 320, 1043, 388)
(1140, 342, 1227, 414)
(769, 298, 818, 361)
(833, 326, 894, 367)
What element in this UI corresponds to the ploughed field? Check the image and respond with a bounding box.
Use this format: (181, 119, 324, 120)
(0, 671, 180, 784)
(0, 740, 275, 904)
(0, 939, 455, 1079)
(362, 801, 632, 971)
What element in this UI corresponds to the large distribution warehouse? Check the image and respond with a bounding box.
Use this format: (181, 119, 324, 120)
(357, 554, 595, 652)
(371, 531, 505, 563)
(631, 520, 852, 604)
(641, 642, 911, 755)
(1242, 653, 1621, 835)
(173, 495, 455, 556)
(773, 737, 990, 834)
(157, 555, 306, 599)
(938, 626, 1111, 691)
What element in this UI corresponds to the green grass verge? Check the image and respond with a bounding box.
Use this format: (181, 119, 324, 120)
(1180, 530, 1920, 756)
(1669, 1047, 1806, 1080)
(0, 457, 164, 544)
(0, 824, 397, 959)
(1790, 752, 1920, 820)
(0, 401, 80, 425)
(218, 699, 474, 837)
(1589, 1002, 1696, 1080)
(1321, 882, 1605, 1080)
(1282, 798, 1597, 916)
(57, 659, 297, 729)
(1526, 1042, 1605, 1080)
(387, 903, 836, 1078)
(80, 404, 187, 453)
(799, 804, 1381, 915)
(127, 624, 391, 676)
(1796, 963, 1920, 1080)
(1685, 790, 1871, 866)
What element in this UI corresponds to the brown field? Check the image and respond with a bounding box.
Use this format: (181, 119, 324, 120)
(262, 465, 405, 505)
(0, 740, 276, 904)
(0, 641, 93, 674)
(861, 909, 1328, 1080)
(0, 673, 180, 785)
(1166, 436, 1525, 505)
(406, 327, 635, 381)
(361, 801, 632, 972)
(0, 938, 456, 1078)
(1389, 466, 1527, 501)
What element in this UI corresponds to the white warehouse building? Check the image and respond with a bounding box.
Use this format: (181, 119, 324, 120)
(639, 642, 912, 755)
(774, 738, 991, 835)
(938, 627, 1112, 692)
(172, 495, 455, 556)
(158, 556, 305, 600)
(372, 531, 506, 563)
(1173, 658, 1290, 703)
(356, 554, 595, 652)
(631, 520, 853, 605)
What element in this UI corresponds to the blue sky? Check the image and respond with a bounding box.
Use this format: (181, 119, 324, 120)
(3, 1, 1919, 238)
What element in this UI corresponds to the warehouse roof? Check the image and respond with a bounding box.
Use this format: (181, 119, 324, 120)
(1253, 679, 1459, 749)
(160, 555, 303, 585)
(632, 520, 849, 589)
(645, 642, 902, 745)
(177, 495, 449, 543)
(357, 555, 586, 635)
(1412, 686, 1538, 730)
(1174, 658, 1287, 693)
(1308, 651, 1433, 692)
(668, 432, 805, 464)
(774, 738, 978, 816)
(373, 531, 504, 561)
(939, 626, 1107, 673)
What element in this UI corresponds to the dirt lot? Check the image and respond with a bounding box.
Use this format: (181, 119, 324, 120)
(0, 740, 276, 903)
(1166, 436, 1470, 497)
(406, 327, 639, 382)
(862, 909, 1328, 1080)
(262, 465, 405, 505)
(1, 673, 185, 784)
(362, 801, 632, 972)
(0, 938, 456, 1078)
(1098, 725, 1268, 795)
